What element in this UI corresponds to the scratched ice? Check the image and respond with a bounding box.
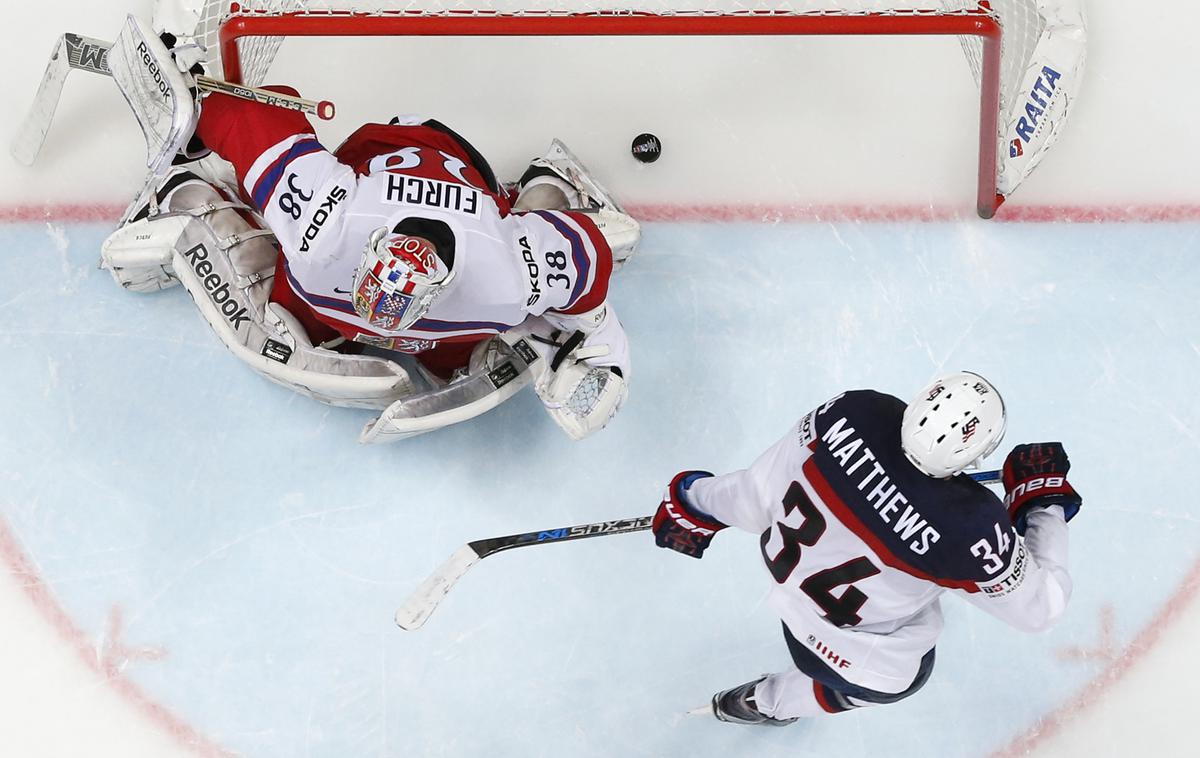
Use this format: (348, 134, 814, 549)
(1, 219, 1197, 757)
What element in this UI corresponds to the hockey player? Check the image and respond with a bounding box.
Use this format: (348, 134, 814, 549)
(651, 372, 1081, 724)
(101, 72, 639, 441)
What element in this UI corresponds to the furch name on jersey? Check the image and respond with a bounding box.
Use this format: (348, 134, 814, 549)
(821, 417, 941, 555)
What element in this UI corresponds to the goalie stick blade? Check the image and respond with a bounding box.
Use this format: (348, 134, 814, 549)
(12, 34, 115, 167)
(12, 36, 72, 166)
(394, 545, 481, 631)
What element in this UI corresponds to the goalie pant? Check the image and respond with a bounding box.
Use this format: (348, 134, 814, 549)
(683, 390, 1071, 719)
(195, 88, 617, 379)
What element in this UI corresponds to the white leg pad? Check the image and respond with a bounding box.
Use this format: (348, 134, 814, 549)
(104, 172, 421, 410)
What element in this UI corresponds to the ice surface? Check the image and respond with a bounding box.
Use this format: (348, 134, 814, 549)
(2, 218, 1197, 757)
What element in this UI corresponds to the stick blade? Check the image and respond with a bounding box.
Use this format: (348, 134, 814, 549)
(395, 545, 481, 631)
(11, 36, 73, 166)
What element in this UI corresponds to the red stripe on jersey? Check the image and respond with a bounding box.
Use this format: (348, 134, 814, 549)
(802, 457, 979, 593)
(556, 211, 613, 315)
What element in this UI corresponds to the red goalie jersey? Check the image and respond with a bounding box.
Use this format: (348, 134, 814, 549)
(195, 87, 614, 373)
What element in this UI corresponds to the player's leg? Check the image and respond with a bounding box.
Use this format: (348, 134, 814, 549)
(715, 647, 936, 725)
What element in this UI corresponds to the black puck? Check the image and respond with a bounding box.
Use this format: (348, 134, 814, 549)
(631, 133, 662, 164)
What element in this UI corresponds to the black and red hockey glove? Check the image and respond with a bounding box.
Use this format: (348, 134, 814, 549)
(652, 471, 726, 559)
(1002, 442, 1082, 535)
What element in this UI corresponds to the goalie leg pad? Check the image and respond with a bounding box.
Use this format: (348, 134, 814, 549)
(359, 332, 541, 443)
(107, 173, 420, 409)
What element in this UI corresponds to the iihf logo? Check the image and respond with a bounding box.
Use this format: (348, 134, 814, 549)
(1010, 139, 1024, 158)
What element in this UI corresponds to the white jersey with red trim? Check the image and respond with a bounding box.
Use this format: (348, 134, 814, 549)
(687, 390, 1071, 694)
(195, 93, 613, 352)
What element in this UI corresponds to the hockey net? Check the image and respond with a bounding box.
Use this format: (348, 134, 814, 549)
(173, 1, 1086, 218)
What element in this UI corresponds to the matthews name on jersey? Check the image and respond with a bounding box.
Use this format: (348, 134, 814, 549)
(195, 87, 613, 354)
(686, 390, 1071, 694)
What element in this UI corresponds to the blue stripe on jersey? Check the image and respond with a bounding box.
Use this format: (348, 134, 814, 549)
(533, 211, 591, 307)
(284, 264, 356, 315)
(252, 140, 325, 210)
(410, 317, 511, 333)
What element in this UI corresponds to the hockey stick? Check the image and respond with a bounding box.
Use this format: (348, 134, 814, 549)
(12, 32, 334, 168)
(394, 468, 1003, 631)
(394, 516, 652, 630)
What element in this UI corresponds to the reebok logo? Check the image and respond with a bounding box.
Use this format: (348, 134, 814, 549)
(183, 244, 251, 331)
(135, 41, 172, 102)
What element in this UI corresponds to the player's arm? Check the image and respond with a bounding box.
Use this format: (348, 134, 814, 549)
(957, 443, 1082, 632)
(195, 89, 357, 259)
(652, 416, 810, 558)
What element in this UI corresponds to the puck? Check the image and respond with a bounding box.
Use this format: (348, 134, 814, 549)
(631, 133, 662, 164)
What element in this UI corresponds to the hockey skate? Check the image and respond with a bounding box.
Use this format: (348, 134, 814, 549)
(711, 677, 798, 727)
(515, 139, 641, 269)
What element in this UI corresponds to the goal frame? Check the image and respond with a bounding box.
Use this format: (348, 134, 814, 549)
(218, 8, 1005, 218)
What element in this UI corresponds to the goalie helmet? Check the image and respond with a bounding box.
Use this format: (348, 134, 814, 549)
(352, 226, 454, 332)
(901, 371, 1006, 478)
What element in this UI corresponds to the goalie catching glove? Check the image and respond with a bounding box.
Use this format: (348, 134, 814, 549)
(518, 303, 630, 440)
(652, 471, 726, 559)
(1002, 442, 1082, 535)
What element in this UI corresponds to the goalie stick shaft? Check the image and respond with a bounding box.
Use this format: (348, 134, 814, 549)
(12, 33, 334, 168)
(394, 469, 1004, 631)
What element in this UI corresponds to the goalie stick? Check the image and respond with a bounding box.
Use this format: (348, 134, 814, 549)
(394, 469, 1003, 630)
(12, 31, 334, 170)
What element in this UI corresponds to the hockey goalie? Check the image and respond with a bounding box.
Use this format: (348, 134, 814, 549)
(99, 25, 639, 443)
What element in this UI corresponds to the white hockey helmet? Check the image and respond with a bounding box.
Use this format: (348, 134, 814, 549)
(901, 371, 1006, 478)
(352, 225, 455, 332)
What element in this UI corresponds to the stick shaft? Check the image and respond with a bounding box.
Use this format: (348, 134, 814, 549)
(194, 76, 335, 120)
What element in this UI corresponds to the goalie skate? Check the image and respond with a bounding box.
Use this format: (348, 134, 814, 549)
(519, 139, 641, 269)
(522, 139, 626, 214)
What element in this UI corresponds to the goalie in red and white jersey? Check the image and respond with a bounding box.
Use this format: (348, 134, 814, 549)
(101, 83, 640, 441)
(651, 372, 1081, 724)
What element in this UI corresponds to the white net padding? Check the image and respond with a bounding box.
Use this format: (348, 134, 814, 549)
(167, 0, 1084, 214)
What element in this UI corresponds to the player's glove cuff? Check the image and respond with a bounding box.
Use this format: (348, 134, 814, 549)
(1005, 476, 1081, 535)
(652, 471, 725, 559)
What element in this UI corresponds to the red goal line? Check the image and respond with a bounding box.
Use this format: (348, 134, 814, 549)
(3, 202, 1199, 225)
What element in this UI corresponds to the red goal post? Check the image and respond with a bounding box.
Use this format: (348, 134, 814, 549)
(179, 1, 1086, 219)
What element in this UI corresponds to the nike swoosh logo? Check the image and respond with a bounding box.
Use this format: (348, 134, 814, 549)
(333, 287, 351, 295)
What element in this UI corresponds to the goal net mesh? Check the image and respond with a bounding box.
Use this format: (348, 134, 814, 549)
(188, 1, 1043, 123)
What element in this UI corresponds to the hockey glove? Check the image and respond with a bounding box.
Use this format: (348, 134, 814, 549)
(159, 33, 212, 165)
(1002, 442, 1082, 535)
(652, 471, 726, 559)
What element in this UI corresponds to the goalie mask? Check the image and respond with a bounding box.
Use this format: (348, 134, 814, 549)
(352, 226, 455, 332)
(901, 371, 1006, 479)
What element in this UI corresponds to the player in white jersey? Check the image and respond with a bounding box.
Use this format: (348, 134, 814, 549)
(651, 372, 1082, 724)
(101, 82, 640, 440)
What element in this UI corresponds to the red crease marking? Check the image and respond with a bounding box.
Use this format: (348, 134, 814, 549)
(988, 556, 1200, 758)
(1055, 605, 1117, 665)
(0, 518, 233, 757)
